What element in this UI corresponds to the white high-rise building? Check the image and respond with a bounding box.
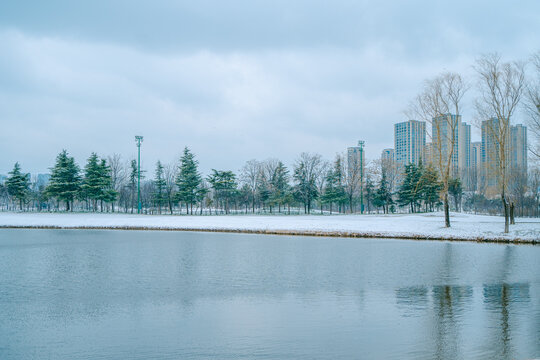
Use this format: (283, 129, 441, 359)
(394, 120, 426, 170)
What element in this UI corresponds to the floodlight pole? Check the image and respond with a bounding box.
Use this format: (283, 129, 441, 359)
(135, 136, 144, 214)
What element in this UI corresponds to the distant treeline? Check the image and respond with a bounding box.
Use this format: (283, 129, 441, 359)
(1, 146, 539, 218)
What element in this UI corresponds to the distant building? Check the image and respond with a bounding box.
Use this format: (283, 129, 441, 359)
(470, 142, 482, 191)
(510, 124, 527, 177)
(381, 148, 394, 163)
(424, 143, 434, 166)
(394, 120, 426, 170)
(347, 141, 366, 177)
(431, 114, 471, 187)
(481, 118, 527, 197)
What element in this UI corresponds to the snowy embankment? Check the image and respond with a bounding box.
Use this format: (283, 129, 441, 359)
(0, 212, 538, 243)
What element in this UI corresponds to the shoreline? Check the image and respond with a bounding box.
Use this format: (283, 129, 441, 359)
(1, 224, 537, 245)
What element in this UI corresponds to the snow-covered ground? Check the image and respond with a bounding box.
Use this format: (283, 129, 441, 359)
(0, 212, 539, 243)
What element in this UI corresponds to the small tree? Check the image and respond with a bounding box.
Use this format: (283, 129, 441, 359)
(153, 161, 166, 214)
(176, 147, 203, 215)
(6, 162, 30, 210)
(46, 150, 81, 211)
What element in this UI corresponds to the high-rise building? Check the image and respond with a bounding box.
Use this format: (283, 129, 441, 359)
(347, 141, 366, 212)
(424, 143, 434, 166)
(394, 120, 426, 170)
(381, 148, 394, 163)
(510, 124, 527, 177)
(470, 142, 482, 191)
(347, 141, 365, 178)
(481, 118, 527, 197)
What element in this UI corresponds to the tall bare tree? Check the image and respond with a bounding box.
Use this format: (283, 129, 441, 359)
(240, 159, 261, 213)
(475, 53, 526, 233)
(293, 152, 322, 214)
(107, 154, 126, 212)
(524, 50, 540, 158)
(408, 72, 468, 227)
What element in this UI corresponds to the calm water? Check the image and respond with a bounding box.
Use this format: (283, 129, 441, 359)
(0, 229, 538, 359)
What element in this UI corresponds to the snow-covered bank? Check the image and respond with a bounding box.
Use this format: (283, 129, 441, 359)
(0, 212, 538, 243)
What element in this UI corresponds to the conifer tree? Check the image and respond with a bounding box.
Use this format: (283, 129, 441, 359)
(374, 170, 392, 214)
(421, 165, 441, 212)
(98, 158, 116, 211)
(175, 147, 202, 214)
(6, 162, 30, 210)
(207, 170, 237, 214)
(153, 160, 166, 214)
(269, 161, 290, 213)
(46, 150, 81, 211)
(81, 153, 102, 211)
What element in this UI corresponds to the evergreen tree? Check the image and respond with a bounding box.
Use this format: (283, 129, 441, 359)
(81, 153, 102, 211)
(6, 162, 30, 210)
(374, 170, 393, 214)
(321, 165, 346, 214)
(269, 161, 290, 213)
(46, 150, 81, 211)
(397, 162, 424, 213)
(98, 158, 116, 211)
(207, 170, 238, 214)
(153, 161, 166, 214)
(421, 165, 441, 212)
(128, 160, 137, 213)
(364, 177, 375, 213)
(175, 147, 202, 214)
(448, 178, 463, 212)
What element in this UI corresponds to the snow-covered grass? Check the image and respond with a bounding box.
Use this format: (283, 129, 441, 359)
(1, 211, 539, 243)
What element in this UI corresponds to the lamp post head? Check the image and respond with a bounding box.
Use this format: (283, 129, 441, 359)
(358, 140, 365, 149)
(135, 135, 144, 146)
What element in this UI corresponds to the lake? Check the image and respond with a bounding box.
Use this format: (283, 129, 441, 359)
(0, 229, 538, 359)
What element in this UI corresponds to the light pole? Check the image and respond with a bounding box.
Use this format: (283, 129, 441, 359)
(135, 135, 143, 214)
(358, 140, 365, 214)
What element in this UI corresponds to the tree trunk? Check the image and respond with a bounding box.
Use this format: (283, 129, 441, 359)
(510, 202, 515, 225)
(502, 194, 509, 233)
(444, 193, 450, 228)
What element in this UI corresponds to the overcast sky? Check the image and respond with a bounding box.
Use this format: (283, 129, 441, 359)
(1, 0, 539, 175)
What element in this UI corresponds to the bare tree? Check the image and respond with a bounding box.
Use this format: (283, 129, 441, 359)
(315, 160, 331, 214)
(342, 152, 362, 213)
(107, 154, 126, 212)
(475, 53, 526, 233)
(524, 50, 540, 158)
(164, 163, 177, 214)
(240, 159, 261, 213)
(293, 152, 322, 214)
(408, 72, 468, 227)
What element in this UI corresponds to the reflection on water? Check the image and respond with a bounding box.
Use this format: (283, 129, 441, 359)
(0, 229, 539, 360)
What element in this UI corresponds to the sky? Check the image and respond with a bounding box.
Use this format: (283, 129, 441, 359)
(1, 0, 539, 176)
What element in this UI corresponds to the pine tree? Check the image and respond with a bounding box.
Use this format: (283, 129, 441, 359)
(421, 165, 441, 212)
(129, 160, 137, 213)
(81, 153, 102, 211)
(98, 158, 116, 212)
(207, 170, 237, 214)
(448, 177, 463, 212)
(397, 162, 424, 213)
(46, 150, 81, 211)
(175, 147, 202, 215)
(374, 170, 393, 214)
(269, 161, 290, 213)
(6, 162, 30, 210)
(153, 161, 166, 214)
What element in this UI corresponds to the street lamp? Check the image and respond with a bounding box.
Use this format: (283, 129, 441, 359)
(135, 135, 143, 214)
